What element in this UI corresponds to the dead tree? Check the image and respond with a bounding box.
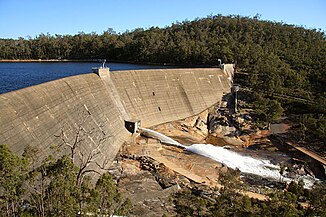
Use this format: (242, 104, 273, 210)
(55, 106, 111, 185)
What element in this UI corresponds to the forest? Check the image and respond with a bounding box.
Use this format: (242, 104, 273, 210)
(0, 14, 325, 98)
(1, 14, 325, 149)
(1, 15, 326, 216)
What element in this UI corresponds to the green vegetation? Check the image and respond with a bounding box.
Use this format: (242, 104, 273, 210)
(0, 144, 131, 216)
(1, 15, 324, 98)
(1, 15, 325, 143)
(1, 15, 325, 71)
(297, 114, 326, 146)
(0, 144, 27, 216)
(249, 93, 284, 127)
(0, 15, 325, 215)
(173, 169, 326, 217)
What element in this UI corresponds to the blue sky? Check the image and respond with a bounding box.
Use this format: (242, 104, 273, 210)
(0, 0, 325, 39)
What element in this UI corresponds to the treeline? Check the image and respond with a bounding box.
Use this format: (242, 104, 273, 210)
(1, 15, 325, 92)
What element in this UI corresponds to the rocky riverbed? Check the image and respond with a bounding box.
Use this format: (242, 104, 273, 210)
(110, 101, 322, 216)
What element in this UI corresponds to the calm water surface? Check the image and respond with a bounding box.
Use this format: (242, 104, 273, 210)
(0, 62, 172, 94)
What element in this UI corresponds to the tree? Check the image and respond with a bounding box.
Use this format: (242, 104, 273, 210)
(55, 109, 111, 186)
(0, 115, 130, 216)
(173, 188, 211, 216)
(21, 155, 131, 217)
(44, 155, 79, 216)
(287, 181, 304, 197)
(0, 144, 27, 216)
(308, 183, 326, 216)
(253, 94, 283, 126)
(87, 173, 131, 216)
(22, 145, 48, 217)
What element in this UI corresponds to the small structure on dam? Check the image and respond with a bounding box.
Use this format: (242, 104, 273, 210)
(125, 119, 141, 134)
(0, 65, 234, 172)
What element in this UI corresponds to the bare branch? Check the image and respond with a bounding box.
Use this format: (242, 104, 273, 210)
(54, 107, 111, 185)
(81, 169, 101, 176)
(95, 159, 110, 170)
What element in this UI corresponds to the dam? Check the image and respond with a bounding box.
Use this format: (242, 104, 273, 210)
(0, 66, 233, 170)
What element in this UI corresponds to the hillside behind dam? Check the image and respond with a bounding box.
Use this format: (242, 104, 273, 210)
(0, 65, 233, 171)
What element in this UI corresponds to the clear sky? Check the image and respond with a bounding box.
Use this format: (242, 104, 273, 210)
(0, 0, 325, 39)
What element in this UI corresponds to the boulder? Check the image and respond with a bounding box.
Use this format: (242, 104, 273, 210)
(223, 137, 244, 146)
(178, 176, 191, 186)
(219, 165, 228, 175)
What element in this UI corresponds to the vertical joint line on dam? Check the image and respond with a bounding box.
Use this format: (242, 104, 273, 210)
(96, 67, 130, 121)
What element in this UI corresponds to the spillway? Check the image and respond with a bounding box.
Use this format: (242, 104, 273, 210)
(139, 127, 186, 148)
(131, 125, 317, 188)
(185, 144, 317, 188)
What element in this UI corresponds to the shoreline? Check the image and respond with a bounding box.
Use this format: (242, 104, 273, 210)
(0, 59, 174, 66)
(0, 59, 219, 68)
(0, 59, 103, 63)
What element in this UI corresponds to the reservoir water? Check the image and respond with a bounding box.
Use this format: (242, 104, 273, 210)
(0, 62, 172, 94)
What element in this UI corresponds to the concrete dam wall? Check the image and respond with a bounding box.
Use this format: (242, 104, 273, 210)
(0, 67, 233, 168)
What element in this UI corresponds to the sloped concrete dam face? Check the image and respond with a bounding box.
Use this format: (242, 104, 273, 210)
(0, 68, 232, 167)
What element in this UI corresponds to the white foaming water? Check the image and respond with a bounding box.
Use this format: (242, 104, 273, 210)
(186, 144, 280, 179)
(140, 128, 186, 148)
(186, 144, 317, 188)
(140, 127, 317, 188)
